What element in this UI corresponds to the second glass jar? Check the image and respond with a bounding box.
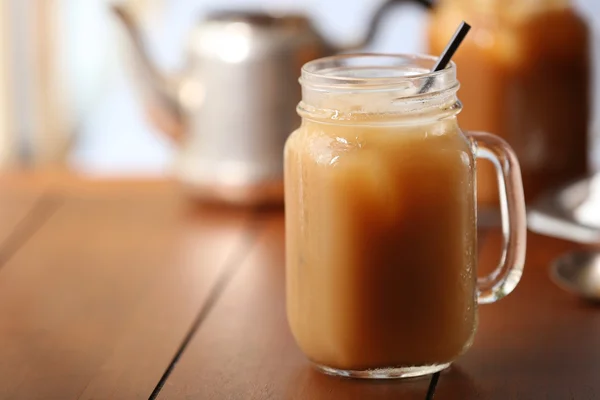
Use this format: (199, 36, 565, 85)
(429, 0, 590, 204)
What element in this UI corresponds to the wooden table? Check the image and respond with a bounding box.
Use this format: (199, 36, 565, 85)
(0, 173, 598, 400)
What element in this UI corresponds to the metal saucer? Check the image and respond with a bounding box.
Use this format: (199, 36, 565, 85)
(551, 250, 600, 301)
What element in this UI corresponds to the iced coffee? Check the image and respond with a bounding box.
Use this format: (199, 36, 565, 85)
(285, 119, 478, 371)
(285, 54, 526, 378)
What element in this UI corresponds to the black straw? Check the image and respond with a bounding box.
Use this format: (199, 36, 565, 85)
(425, 371, 441, 400)
(418, 21, 471, 94)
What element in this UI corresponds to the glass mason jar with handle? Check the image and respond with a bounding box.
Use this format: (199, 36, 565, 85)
(284, 54, 527, 379)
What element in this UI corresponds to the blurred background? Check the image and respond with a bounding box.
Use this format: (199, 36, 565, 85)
(0, 0, 599, 177)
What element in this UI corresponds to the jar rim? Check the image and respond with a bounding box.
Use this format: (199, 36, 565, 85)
(300, 53, 457, 94)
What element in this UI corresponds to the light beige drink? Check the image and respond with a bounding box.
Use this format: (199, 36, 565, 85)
(285, 118, 477, 371)
(286, 54, 527, 378)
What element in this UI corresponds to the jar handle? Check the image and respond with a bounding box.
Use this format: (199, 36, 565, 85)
(467, 131, 527, 304)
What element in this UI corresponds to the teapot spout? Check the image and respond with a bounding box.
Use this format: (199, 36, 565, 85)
(111, 5, 184, 140)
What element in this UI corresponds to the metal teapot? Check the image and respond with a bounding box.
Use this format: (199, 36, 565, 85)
(112, 1, 431, 206)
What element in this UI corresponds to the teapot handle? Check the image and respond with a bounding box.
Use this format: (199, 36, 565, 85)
(357, 0, 434, 51)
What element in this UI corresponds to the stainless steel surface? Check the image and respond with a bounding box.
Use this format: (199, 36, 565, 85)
(111, 1, 430, 206)
(113, 6, 327, 205)
(551, 250, 600, 301)
(528, 175, 600, 243)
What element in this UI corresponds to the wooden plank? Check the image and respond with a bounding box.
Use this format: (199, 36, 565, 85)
(0, 178, 57, 263)
(157, 215, 431, 399)
(0, 182, 260, 399)
(0, 177, 46, 243)
(160, 216, 598, 399)
(434, 231, 600, 399)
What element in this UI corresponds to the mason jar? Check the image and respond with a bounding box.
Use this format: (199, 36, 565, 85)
(284, 54, 527, 378)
